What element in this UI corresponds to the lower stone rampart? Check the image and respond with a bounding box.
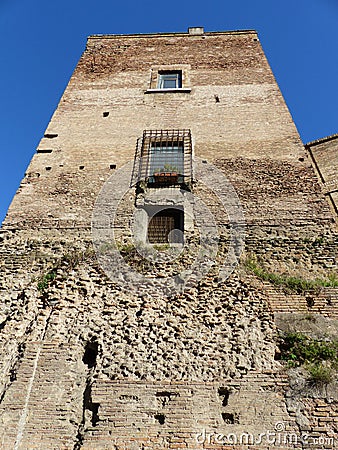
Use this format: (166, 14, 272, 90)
(0, 224, 337, 449)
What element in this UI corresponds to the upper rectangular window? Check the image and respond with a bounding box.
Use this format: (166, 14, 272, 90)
(146, 65, 191, 93)
(157, 71, 182, 89)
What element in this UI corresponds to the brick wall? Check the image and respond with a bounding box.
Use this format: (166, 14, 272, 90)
(306, 134, 338, 219)
(0, 29, 337, 449)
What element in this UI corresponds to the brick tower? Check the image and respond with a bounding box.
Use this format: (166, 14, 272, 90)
(0, 28, 337, 449)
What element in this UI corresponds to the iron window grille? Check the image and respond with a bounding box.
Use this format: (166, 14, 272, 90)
(131, 129, 192, 187)
(148, 208, 184, 244)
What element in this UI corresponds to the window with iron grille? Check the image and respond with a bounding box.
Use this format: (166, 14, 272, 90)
(148, 140, 184, 184)
(131, 129, 192, 187)
(148, 208, 184, 244)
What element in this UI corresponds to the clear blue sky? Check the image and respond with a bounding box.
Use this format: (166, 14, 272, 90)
(0, 0, 337, 225)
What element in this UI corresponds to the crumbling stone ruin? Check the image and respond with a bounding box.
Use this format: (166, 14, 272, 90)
(0, 27, 337, 449)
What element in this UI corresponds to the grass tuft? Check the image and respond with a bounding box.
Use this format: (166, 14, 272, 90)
(244, 256, 338, 293)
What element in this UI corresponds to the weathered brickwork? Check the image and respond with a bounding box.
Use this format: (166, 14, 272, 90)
(306, 134, 338, 219)
(4, 30, 308, 228)
(0, 28, 337, 449)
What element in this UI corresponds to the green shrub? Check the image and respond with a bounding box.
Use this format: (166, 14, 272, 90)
(280, 332, 338, 366)
(279, 332, 338, 383)
(37, 271, 56, 292)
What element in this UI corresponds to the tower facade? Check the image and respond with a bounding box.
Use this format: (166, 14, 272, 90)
(0, 28, 337, 449)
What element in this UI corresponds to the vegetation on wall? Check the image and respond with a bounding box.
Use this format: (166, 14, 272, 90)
(244, 255, 338, 293)
(35, 247, 95, 293)
(37, 271, 56, 292)
(279, 331, 338, 385)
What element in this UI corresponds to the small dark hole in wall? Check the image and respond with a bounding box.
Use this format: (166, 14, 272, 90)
(156, 391, 177, 398)
(306, 296, 315, 308)
(119, 394, 139, 402)
(9, 368, 17, 382)
(79, 165, 85, 170)
(91, 403, 100, 426)
(103, 112, 109, 117)
(218, 387, 229, 406)
(221, 412, 235, 424)
(82, 341, 99, 368)
(155, 414, 165, 425)
(214, 94, 220, 103)
(274, 349, 281, 360)
(44, 133, 58, 138)
(110, 164, 116, 169)
(299, 157, 304, 162)
(45, 167, 52, 171)
(37, 149, 53, 154)
(83, 383, 101, 427)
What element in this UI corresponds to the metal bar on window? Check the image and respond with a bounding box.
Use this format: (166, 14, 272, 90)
(131, 129, 192, 187)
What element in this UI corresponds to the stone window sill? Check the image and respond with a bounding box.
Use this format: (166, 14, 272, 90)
(145, 88, 191, 94)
